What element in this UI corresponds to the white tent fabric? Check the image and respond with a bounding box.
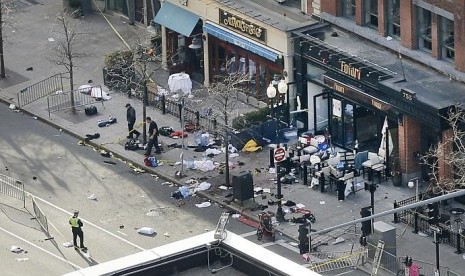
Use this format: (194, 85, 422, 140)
(380, 116, 393, 159)
(78, 84, 92, 94)
(91, 86, 111, 101)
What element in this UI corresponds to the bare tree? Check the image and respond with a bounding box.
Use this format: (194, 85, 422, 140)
(104, 34, 163, 143)
(422, 107, 465, 194)
(48, 12, 88, 113)
(0, 1, 17, 79)
(207, 72, 249, 186)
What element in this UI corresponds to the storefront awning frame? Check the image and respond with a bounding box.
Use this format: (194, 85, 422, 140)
(154, 2, 200, 37)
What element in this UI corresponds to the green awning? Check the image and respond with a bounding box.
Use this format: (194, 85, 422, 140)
(154, 2, 200, 37)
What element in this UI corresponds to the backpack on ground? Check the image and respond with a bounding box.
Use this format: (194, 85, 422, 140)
(125, 139, 139, 151)
(85, 105, 98, 116)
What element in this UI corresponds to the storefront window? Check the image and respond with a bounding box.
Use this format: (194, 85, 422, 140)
(364, 0, 378, 29)
(387, 0, 400, 38)
(341, 0, 355, 19)
(344, 103, 354, 147)
(440, 17, 454, 61)
(417, 7, 432, 52)
(331, 99, 344, 146)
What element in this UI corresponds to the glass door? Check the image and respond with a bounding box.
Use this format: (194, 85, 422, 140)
(313, 92, 330, 134)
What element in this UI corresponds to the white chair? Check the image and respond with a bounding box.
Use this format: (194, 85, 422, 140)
(327, 152, 341, 167)
(303, 138, 319, 154)
(362, 148, 386, 178)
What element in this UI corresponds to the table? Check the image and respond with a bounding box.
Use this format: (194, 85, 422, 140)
(168, 72, 192, 95)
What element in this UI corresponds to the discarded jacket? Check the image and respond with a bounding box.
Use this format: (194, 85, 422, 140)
(242, 140, 262, 152)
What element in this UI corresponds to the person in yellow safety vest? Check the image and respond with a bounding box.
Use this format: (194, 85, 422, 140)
(69, 210, 86, 250)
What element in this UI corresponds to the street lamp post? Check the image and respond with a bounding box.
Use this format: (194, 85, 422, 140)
(277, 79, 289, 126)
(408, 177, 420, 202)
(267, 83, 277, 141)
(267, 83, 285, 222)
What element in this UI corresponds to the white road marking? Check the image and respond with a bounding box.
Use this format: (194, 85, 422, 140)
(277, 241, 301, 254)
(0, 225, 82, 270)
(239, 231, 257, 238)
(30, 195, 148, 252)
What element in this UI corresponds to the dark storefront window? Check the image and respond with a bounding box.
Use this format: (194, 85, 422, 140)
(106, 0, 128, 16)
(387, 0, 401, 38)
(417, 7, 432, 52)
(208, 36, 282, 101)
(364, 0, 379, 30)
(331, 98, 356, 148)
(341, 0, 356, 20)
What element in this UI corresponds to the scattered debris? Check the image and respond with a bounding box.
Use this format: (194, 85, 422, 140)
(10, 246, 24, 253)
(87, 194, 97, 201)
(319, 201, 326, 205)
(218, 185, 230, 190)
(9, 104, 16, 110)
(15, 258, 29, 262)
(231, 214, 240, 219)
(63, 242, 73, 248)
(163, 232, 170, 237)
(333, 237, 345, 245)
(195, 202, 211, 208)
(136, 227, 156, 235)
(104, 160, 117, 165)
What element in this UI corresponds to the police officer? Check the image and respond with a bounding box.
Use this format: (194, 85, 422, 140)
(69, 210, 87, 250)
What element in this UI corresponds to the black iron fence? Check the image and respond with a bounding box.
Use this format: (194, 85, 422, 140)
(394, 194, 465, 253)
(18, 73, 63, 108)
(155, 95, 223, 133)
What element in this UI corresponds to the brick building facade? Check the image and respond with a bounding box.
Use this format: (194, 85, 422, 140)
(295, 0, 465, 184)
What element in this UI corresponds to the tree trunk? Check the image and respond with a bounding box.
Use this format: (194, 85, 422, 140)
(0, 3, 6, 79)
(69, 63, 76, 114)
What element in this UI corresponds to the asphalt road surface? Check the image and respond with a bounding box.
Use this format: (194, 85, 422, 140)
(0, 104, 367, 275)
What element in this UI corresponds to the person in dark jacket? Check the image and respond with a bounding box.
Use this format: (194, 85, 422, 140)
(144, 116, 161, 156)
(125, 103, 140, 139)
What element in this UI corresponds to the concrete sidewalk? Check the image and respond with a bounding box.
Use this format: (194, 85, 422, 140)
(0, 2, 464, 275)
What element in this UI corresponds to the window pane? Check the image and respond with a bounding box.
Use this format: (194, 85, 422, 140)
(417, 7, 432, 52)
(341, 0, 356, 19)
(441, 17, 454, 61)
(365, 0, 378, 29)
(387, 0, 401, 38)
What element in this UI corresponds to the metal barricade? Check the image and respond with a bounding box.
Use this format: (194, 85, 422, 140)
(46, 85, 105, 117)
(0, 173, 25, 208)
(17, 73, 63, 108)
(31, 197, 53, 240)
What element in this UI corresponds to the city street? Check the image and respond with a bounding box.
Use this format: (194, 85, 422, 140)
(0, 104, 335, 275)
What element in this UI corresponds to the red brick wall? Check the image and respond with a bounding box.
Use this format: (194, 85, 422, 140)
(455, 3, 465, 71)
(355, 0, 363, 26)
(438, 128, 453, 182)
(398, 115, 421, 174)
(321, 0, 338, 16)
(377, 0, 386, 37)
(400, 0, 415, 49)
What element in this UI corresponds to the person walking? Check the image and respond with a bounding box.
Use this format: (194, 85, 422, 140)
(126, 103, 140, 139)
(144, 116, 161, 156)
(69, 210, 87, 250)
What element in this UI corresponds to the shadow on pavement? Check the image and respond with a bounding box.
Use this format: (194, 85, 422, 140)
(0, 203, 42, 232)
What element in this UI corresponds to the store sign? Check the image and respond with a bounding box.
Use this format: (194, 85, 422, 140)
(219, 9, 266, 42)
(324, 76, 391, 111)
(339, 60, 362, 80)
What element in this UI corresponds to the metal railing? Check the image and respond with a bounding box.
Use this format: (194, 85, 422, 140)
(0, 173, 25, 208)
(365, 242, 401, 274)
(17, 73, 63, 108)
(31, 197, 53, 240)
(46, 85, 105, 117)
(155, 95, 223, 133)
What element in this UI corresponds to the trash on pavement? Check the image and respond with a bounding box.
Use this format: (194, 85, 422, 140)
(231, 214, 240, 219)
(205, 148, 222, 155)
(163, 232, 170, 237)
(63, 242, 73, 248)
(9, 104, 16, 110)
(10, 246, 24, 253)
(136, 227, 156, 235)
(15, 258, 29, 262)
(218, 185, 230, 190)
(172, 186, 191, 199)
(333, 237, 345, 245)
(192, 181, 211, 193)
(242, 140, 262, 152)
(195, 202, 211, 208)
(87, 194, 97, 201)
(319, 201, 326, 205)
